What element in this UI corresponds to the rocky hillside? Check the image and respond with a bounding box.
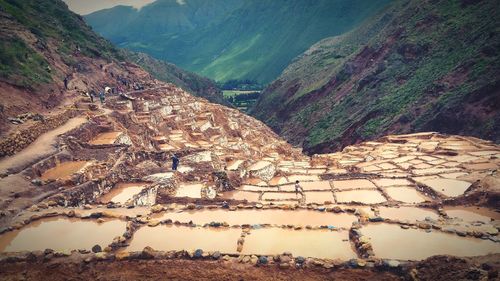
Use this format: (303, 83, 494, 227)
(252, 0, 500, 154)
(0, 0, 226, 135)
(124, 51, 229, 106)
(85, 0, 391, 83)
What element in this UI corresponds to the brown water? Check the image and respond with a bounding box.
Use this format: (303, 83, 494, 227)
(378, 206, 439, 221)
(89, 132, 122, 145)
(99, 183, 147, 204)
(412, 167, 461, 176)
(362, 224, 500, 260)
(287, 175, 320, 182)
(268, 176, 288, 186)
(299, 181, 332, 191)
(332, 179, 376, 190)
(384, 187, 430, 204)
(419, 178, 471, 197)
(155, 209, 357, 228)
(125, 225, 241, 253)
(40, 161, 89, 181)
(335, 190, 386, 204)
(0, 217, 126, 252)
(372, 178, 412, 187)
(261, 192, 297, 201)
(175, 183, 204, 198)
(463, 163, 498, 171)
(304, 191, 335, 204)
(241, 185, 278, 192)
(241, 228, 356, 259)
(378, 163, 398, 170)
(220, 190, 260, 202)
(444, 206, 500, 223)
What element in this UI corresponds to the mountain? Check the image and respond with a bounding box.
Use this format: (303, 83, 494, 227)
(251, 0, 500, 154)
(124, 51, 230, 106)
(85, 0, 391, 83)
(0, 0, 226, 134)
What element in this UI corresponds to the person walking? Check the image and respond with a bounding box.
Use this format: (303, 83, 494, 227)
(89, 90, 95, 103)
(99, 90, 105, 104)
(171, 154, 180, 171)
(294, 180, 304, 198)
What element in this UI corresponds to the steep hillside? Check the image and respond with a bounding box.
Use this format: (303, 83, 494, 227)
(124, 51, 229, 106)
(0, 0, 123, 133)
(0, 0, 226, 135)
(85, 0, 391, 83)
(252, 0, 500, 154)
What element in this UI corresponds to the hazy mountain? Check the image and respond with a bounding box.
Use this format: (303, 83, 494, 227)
(251, 0, 500, 154)
(85, 0, 391, 83)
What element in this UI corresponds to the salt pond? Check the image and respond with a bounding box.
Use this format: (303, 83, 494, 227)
(155, 209, 357, 228)
(40, 161, 88, 181)
(125, 225, 241, 254)
(362, 224, 500, 260)
(242, 228, 356, 259)
(0, 217, 125, 252)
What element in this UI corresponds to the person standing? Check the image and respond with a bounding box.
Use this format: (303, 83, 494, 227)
(294, 180, 304, 198)
(89, 90, 95, 103)
(172, 154, 180, 171)
(99, 90, 105, 104)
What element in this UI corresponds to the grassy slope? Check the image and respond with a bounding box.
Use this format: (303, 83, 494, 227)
(0, 0, 226, 106)
(252, 0, 500, 153)
(124, 51, 229, 106)
(0, 0, 121, 88)
(85, 0, 391, 83)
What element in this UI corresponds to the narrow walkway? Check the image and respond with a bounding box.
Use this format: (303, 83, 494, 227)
(0, 117, 87, 174)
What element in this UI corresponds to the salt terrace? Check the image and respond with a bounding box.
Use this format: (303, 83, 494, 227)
(0, 76, 499, 270)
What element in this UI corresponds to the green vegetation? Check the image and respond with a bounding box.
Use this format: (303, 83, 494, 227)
(0, 37, 51, 88)
(252, 0, 500, 153)
(0, 0, 228, 106)
(0, 0, 122, 87)
(218, 80, 263, 91)
(124, 51, 229, 106)
(85, 0, 391, 83)
(222, 90, 260, 112)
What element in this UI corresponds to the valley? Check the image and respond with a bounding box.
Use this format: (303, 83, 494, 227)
(0, 59, 499, 280)
(84, 0, 391, 83)
(222, 90, 260, 112)
(0, 0, 499, 280)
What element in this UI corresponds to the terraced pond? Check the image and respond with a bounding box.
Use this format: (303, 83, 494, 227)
(0, 217, 126, 252)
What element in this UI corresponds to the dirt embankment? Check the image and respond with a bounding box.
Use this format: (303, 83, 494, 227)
(0, 258, 399, 281)
(0, 254, 498, 281)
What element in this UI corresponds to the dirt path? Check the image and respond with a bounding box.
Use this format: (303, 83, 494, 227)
(0, 259, 399, 281)
(0, 117, 87, 175)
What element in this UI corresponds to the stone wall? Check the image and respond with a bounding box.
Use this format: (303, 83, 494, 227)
(0, 110, 79, 157)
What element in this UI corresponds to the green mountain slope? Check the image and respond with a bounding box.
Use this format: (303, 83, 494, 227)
(0, 0, 225, 109)
(251, 0, 500, 154)
(85, 0, 391, 83)
(124, 51, 229, 106)
(0, 0, 122, 88)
